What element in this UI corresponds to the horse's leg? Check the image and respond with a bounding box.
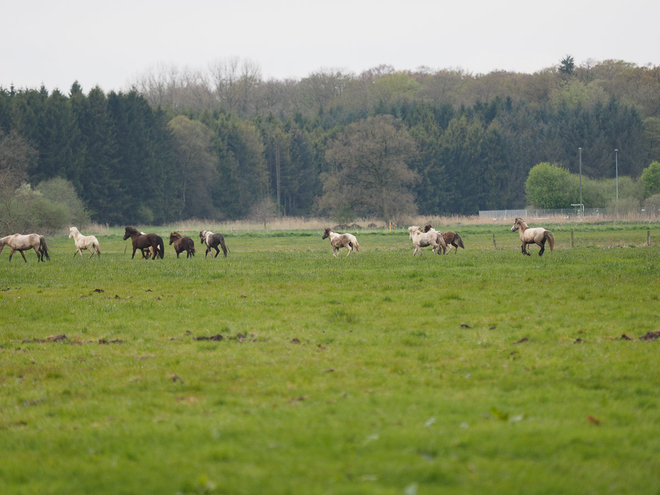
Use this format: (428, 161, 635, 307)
(214, 246, 220, 258)
(538, 240, 545, 256)
(19, 249, 28, 262)
(31, 247, 39, 262)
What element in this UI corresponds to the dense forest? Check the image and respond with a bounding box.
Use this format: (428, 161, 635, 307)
(1, 56, 659, 226)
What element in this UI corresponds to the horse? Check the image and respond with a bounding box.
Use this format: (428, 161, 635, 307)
(322, 228, 360, 257)
(0, 233, 50, 262)
(511, 217, 555, 256)
(123, 226, 164, 260)
(169, 232, 196, 258)
(424, 224, 464, 255)
(199, 230, 228, 258)
(69, 227, 101, 259)
(408, 226, 444, 256)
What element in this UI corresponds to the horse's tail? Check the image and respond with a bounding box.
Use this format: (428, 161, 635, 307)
(545, 231, 555, 251)
(158, 237, 165, 259)
(39, 236, 50, 261)
(455, 233, 465, 249)
(220, 236, 228, 257)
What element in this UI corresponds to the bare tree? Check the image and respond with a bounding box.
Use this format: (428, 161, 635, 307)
(249, 196, 278, 230)
(208, 57, 262, 116)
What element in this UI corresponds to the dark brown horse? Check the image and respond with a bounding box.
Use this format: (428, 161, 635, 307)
(123, 226, 164, 260)
(169, 232, 196, 258)
(199, 230, 229, 258)
(424, 225, 465, 255)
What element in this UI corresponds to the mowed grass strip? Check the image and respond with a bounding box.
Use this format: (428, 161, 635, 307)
(0, 225, 659, 494)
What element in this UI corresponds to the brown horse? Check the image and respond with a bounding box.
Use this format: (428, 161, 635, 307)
(424, 225, 464, 255)
(511, 217, 555, 256)
(169, 232, 196, 258)
(123, 226, 164, 260)
(0, 233, 50, 262)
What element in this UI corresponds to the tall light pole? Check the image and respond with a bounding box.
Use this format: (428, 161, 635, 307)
(578, 147, 583, 215)
(614, 149, 619, 205)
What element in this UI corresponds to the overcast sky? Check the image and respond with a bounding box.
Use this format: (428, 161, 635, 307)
(2, 0, 659, 93)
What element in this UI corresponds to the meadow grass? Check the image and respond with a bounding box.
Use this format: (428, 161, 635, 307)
(1, 223, 659, 494)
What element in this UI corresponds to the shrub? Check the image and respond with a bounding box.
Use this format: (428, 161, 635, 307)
(525, 163, 577, 208)
(36, 177, 91, 228)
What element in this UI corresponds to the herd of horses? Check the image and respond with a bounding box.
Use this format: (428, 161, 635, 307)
(0, 218, 555, 262)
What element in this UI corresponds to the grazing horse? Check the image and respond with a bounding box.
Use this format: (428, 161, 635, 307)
(511, 217, 555, 256)
(123, 226, 164, 260)
(199, 230, 228, 258)
(424, 224, 464, 255)
(322, 227, 360, 257)
(169, 232, 196, 258)
(0, 233, 50, 262)
(408, 226, 444, 256)
(69, 227, 101, 259)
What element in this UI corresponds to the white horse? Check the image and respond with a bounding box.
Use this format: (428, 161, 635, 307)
(0, 233, 50, 262)
(322, 228, 360, 257)
(511, 217, 555, 256)
(69, 227, 101, 259)
(408, 225, 445, 256)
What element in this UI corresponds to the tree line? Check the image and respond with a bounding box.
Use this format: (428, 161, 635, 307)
(1, 57, 659, 227)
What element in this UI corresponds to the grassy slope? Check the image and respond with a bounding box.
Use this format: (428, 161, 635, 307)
(0, 224, 659, 494)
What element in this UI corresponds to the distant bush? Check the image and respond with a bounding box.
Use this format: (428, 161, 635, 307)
(36, 177, 91, 228)
(526, 163, 576, 208)
(641, 161, 660, 197)
(10, 184, 68, 234)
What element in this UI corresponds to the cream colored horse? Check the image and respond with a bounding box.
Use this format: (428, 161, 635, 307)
(511, 217, 555, 256)
(0, 233, 49, 262)
(408, 226, 445, 256)
(322, 228, 360, 257)
(69, 227, 101, 259)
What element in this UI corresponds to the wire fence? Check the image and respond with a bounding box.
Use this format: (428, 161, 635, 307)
(479, 207, 660, 221)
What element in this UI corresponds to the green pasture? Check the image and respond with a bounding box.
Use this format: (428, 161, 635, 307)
(1, 223, 659, 494)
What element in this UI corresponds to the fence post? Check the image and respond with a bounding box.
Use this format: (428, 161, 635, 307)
(492, 234, 497, 249)
(647, 230, 651, 246)
(571, 230, 574, 248)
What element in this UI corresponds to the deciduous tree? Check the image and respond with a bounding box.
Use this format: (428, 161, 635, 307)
(318, 115, 419, 222)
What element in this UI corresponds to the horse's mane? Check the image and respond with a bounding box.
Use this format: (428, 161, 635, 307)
(125, 226, 140, 235)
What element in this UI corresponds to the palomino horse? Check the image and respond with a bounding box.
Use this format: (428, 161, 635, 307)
(322, 228, 360, 257)
(408, 226, 445, 256)
(69, 227, 101, 259)
(169, 232, 196, 258)
(0, 233, 50, 262)
(123, 226, 164, 260)
(511, 217, 555, 256)
(424, 225, 464, 255)
(199, 230, 229, 258)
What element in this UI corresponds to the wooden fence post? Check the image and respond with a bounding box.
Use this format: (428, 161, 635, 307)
(571, 230, 574, 248)
(647, 230, 651, 246)
(493, 234, 497, 249)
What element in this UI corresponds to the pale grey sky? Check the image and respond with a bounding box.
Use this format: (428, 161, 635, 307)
(2, 0, 658, 93)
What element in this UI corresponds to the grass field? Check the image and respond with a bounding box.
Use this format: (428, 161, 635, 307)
(1, 223, 659, 494)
